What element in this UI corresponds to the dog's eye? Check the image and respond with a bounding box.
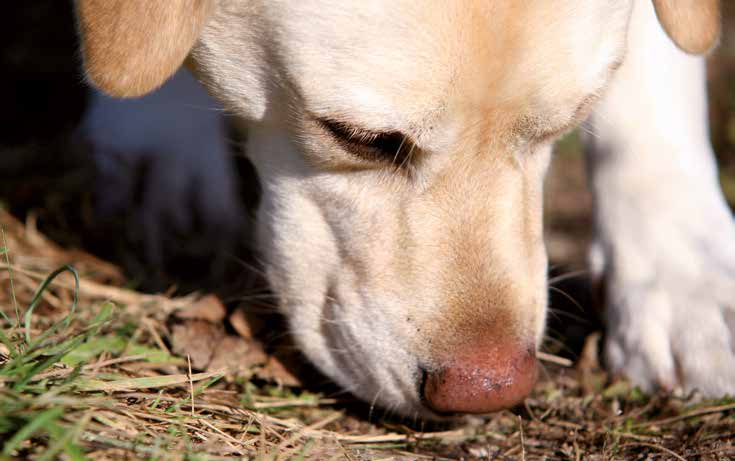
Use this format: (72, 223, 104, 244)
(319, 118, 414, 166)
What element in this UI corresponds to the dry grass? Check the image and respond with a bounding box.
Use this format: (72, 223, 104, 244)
(1, 208, 734, 461)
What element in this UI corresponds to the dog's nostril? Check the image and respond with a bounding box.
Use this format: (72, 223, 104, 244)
(421, 344, 537, 414)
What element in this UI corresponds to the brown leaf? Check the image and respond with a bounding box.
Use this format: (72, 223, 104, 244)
(229, 306, 267, 340)
(257, 355, 302, 387)
(208, 335, 268, 374)
(170, 319, 225, 370)
(577, 331, 606, 395)
(174, 294, 226, 323)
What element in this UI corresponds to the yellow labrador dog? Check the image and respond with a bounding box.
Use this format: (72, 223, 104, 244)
(74, 0, 732, 418)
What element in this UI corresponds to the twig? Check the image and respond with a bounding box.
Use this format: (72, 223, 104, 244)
(633, 402, 735, 429)
(143, 318, 170, 355)
(518, 415, 526, 461)
(0, 263, 195, 314)
(537, 351, 573, 367)
(199, 418, 246, 456)
(524, 399, 538, 422)
(188, 354, 195, 417)
(1, 228, 20, 325)
(76, 370, 224, 392)
(621, 442, 686, 461)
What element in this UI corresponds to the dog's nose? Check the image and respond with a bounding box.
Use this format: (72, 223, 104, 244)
(422, 343, 537, 414)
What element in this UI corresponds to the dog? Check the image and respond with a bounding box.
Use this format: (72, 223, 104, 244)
(73, 0, 733, 418)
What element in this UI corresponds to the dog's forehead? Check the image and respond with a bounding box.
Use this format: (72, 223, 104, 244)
(271, 2, 460, 131)
(268, 0, 630, 134)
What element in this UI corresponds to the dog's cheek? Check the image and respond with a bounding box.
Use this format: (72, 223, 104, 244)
(255, 184, 337, 308)
(252, 184, 342, 367)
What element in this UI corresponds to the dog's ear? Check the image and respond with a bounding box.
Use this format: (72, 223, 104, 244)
(75, 0, 213, 97)
(652, 0, 720, 55)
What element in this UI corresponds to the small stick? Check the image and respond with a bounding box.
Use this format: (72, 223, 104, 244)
(188, 354, 195, 417)
(621, 442, 686, 461)
(633, 402, 735, 429)
(537, 351, 573, 367)
(518, 415, 526, 461)
(1, 228, 20, 325)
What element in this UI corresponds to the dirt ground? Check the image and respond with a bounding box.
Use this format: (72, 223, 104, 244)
(2, 207, 734, 460)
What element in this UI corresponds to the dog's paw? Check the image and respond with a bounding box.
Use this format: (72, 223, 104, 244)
(603, 278, 735, 396)
(593, 190, 735, 397)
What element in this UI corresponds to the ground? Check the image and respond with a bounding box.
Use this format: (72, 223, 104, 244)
(2, 207, 734, 460)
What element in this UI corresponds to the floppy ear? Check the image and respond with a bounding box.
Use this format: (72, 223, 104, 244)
(75, 0, 213, 97)
(652, 0, 721, 55)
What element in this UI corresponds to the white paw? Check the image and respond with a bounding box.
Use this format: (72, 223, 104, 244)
(593, 185, 735, 397)
(603, 276, 735, 396)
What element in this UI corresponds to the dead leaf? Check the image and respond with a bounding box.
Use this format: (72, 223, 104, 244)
(577, 331, 601, 372)
(174, 294, 226, 323)
(208, 335, 268, 374)
(170, 320, 225, 370)
(229, 306, 269, 340)
(257, 355, 302, 387)
(577, 331, 606, 394)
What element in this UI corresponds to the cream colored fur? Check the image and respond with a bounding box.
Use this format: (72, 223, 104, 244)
(586, 1, 735, 397)
(75, 0, 733, 417)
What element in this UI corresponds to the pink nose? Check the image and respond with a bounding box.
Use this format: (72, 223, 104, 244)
(422, 342, 537, 414)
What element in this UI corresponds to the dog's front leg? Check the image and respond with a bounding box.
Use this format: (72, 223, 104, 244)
(584, 1, 735, 396)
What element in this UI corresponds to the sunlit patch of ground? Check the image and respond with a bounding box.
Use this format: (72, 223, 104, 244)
(2, 209, 734, 460)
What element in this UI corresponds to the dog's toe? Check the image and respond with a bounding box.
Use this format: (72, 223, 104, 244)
(604, 279, 735, 397)
(672, 306, 735, 396)
(604, 286, 676, 392)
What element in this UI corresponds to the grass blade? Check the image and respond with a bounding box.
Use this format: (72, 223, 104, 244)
(75, 370, 224, 392)
(1, 407, 64, 456)
(24, 265, 80, 344)
(1, 228, 19, 327)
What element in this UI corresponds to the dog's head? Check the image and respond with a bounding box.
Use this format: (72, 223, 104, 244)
(75, 0, 720, 418)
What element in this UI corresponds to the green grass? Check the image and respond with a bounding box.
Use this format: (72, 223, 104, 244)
(0, 252, 236, 459)
(0, 267, 180, 459)
(1, 268, 108, 460)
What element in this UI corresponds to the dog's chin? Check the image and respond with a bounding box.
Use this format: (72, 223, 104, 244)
(284, 297, 444, 420)
(294, 330, 469, 421)
(279, 279, 548, 421)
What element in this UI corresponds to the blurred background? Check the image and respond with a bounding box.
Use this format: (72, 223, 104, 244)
(1, 2, 735, 342)
(0, 2, 260, 297)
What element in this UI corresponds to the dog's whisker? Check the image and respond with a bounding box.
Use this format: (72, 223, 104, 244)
(547, 307, 590, 324)
(541, 335, 577, 359)
(548, 269, 588, 285)
(368, 386, 385, 424)
(578, 122, 601, 140)
(548, 285, 586, 313)
(225, 254, 270, 279)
